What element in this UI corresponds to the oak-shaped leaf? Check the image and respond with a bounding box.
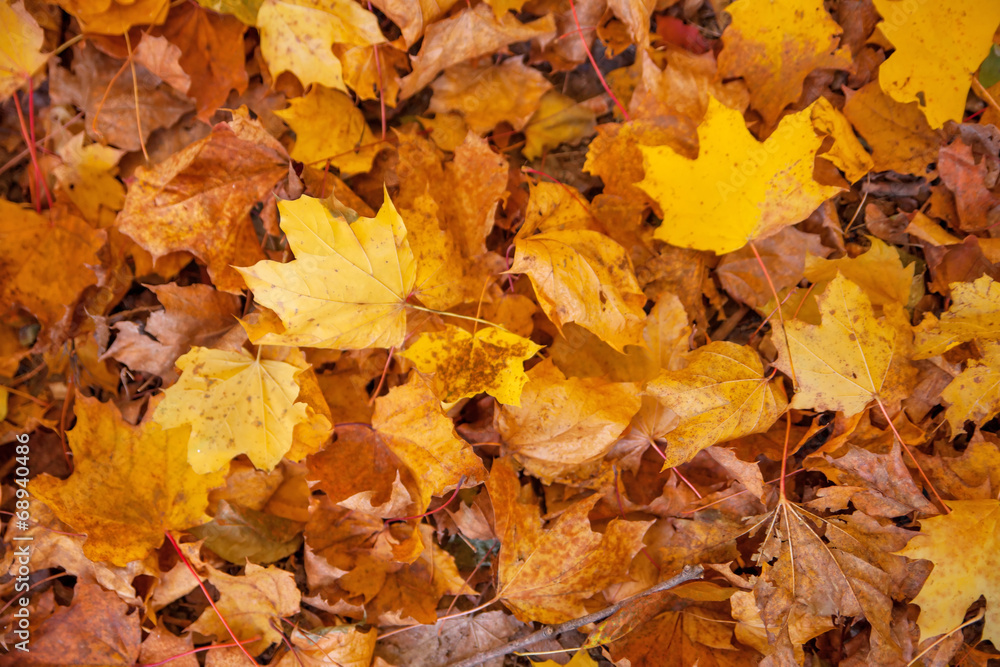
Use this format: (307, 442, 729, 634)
(152, 346, 319, 473)
(488, 457, 651, 624)
(399, 324, 543, 406)
(237, 193, 417, 350)
(646, 341, 785, 469)
(30, 396, 227, 566)
(896, 499, 1000, 644)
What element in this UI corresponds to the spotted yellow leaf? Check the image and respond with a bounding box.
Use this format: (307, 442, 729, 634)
(152, 347, 312, 473)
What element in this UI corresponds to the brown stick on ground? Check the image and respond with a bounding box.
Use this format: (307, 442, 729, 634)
(446, 564, 705, 667)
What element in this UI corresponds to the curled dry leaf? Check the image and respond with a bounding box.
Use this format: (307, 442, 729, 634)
(498, 359, 641, 482)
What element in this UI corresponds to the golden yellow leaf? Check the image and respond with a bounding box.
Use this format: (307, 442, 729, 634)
(152, 347, 313, 474)
(803, 236, 916, 309)
(523, 90, 597, 160)
(29, 396, 226, 567)
(237, 194, 417, 350)
(717, 0, 851, 128)
(873, 0, 1000, 128)
(372, 377, 487, 513)
(275, 86, 381, 176)
(772, 273, 894, 416)
(53, 133, 126, 226)
(498, 359, 641, 482)
(914, 275, 1000, 358)
(637, 96, 844, 254)
(942, 344, 1000, 432)
(0, 2, 48, 100)
(429, 58, 552, 134)
(57, 0, 169, 34)
(896, 499, 1000, 643)
(188, 562, 301, 655)
(488, 458, 651, 624)
(647, 341, 786, 469)
(258, 0, 385, 91)
(510, 229, 646, 352)
(399, 324, 542, 406)
(810, 96, 873, 183)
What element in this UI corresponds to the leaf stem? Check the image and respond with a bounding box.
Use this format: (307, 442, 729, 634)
(163, 531, 259, 666)
(873, 398, 950, 514)
(405, 304, 509, 332)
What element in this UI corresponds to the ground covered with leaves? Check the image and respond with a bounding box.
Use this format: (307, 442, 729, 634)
(3, 0, 1000, 665)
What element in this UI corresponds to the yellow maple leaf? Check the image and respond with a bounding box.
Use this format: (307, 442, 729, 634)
(637, 96, 844, 254)
(803, 236, 916, 309)
(717, 0, 851, 129)
(810, 96, 873, 183)
(0, 2, 48, 100)
(188, 562, 301, 655)
(510, 229, 646, 352)
(237, 194, 417, 350)
(646, 341, 786, 469)
(873, 0, 1000, 128)
(914, 275, 1000, 358)
(152, 346, 313, 474)
(275, 626, 376, 667)
(941, 344, 1000, 432)
(772, 273, 894, 416)
(896, 499, 1000, 644)
(399, 324, 542, 406)
(275, 86, 382, 176)
(257, 0, 385, 91)
(372, 378, 487, 513)
(29, 396, 227, 567)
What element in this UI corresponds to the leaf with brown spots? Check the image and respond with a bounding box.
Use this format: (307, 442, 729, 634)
(151, 346, 321, 473)
(400, 324, 542, 406)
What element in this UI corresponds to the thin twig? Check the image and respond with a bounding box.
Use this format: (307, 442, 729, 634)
(445, 565, 704, 667)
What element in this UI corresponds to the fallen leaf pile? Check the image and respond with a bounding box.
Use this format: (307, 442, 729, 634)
(3, 0, 1000, 665)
